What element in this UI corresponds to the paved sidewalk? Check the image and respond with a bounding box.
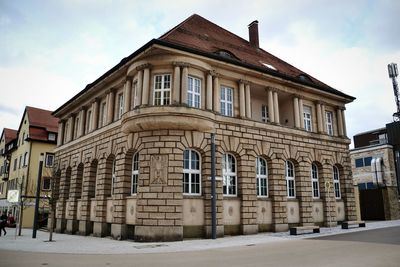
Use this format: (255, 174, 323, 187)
(0, 220, 399, 254)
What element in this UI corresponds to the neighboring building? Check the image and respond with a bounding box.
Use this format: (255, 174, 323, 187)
(0, 128, 18, 213)
(0, 106, 58, 228)
(350, 127, 400, 220)
(53, 14, 357, 241)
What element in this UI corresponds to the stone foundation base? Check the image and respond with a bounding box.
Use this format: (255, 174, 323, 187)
(65, 219, 78, 234)
(78, 220, 93, 236)
(55, 218, 66, 233)
(93, 222, 110, 237)
(111, 224, 127, 240)
(134, 226, 183, 242)
(324, 221, 338, 227)
(205, 225, 224, 238)
(273, 223, 289, 232)
(241, 224, 258, 235)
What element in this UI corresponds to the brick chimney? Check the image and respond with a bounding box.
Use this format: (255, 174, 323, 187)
(248, 20, 259, 48)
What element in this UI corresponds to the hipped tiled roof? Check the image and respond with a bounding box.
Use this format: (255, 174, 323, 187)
(159, 14, 353, 99)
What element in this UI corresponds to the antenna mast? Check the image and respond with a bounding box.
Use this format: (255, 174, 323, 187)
(388, 63, 400, 121)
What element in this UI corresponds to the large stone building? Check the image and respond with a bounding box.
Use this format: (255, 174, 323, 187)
(0, 107, 58, 227)
(53, 14, 357, 241)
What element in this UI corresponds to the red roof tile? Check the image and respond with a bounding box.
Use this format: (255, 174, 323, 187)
(26, 106, 59, 133)
(3, 128, 17, 144)
(159, 14, 349, 98)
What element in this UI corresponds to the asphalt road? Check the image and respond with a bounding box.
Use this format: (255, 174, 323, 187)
(1, 226, 399, 267)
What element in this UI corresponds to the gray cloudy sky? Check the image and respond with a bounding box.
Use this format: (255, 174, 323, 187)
(1, 0, 399, 147)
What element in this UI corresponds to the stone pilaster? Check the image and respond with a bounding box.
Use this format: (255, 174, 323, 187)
(206, 73, 213, 110)
(268, 89, 275, 123)
(320, 164, 337, 227)
(123, 78, 132, 114)
(239, 153, 258, 234)
(111, 153, 131, 240)
(142, 67, 151, 105)
(273, 91, 280, 124)
(172, 64, 181, 104)
(55, 167, 71, 233)
(106, 90, 115, 125)
(293, 96, 300, 128)
(245, 83, 251, 119)
(297, 161, 313, 225)
(57, 121, 65, 146)
(239, 81, 245, 118)
(270, 157, 288, 231)
(78, 160, 95, 235)
(299, 98, 304, 129)
(181, 65, 188, 104)
(213, 75, 220, 113)
(65, 163, 84, 234)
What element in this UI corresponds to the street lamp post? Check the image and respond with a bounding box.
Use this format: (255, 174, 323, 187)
(32, 153, 44, 238)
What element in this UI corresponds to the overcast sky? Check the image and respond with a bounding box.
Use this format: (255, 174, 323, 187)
(1, 0, 399, 147)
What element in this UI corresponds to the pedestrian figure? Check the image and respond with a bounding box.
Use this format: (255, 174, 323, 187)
(0, 211, 7, 236)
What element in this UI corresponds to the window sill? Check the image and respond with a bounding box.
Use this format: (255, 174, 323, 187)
(183, 194, 203, 199)
(257, 196, 271, 201)
(287, 198, 298, 202)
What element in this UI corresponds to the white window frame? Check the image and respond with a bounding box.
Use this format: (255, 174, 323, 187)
(333, 166, 341, 199)
(311, 163, 320, 199)
(223, 153, 237, 196)
(303, 105, 312, 132)
(220, 86, 234, 117)
(42, 176, 51, 191)
(117, 93, 124, 119)
(187, 76, 201, 108)
(153, 74, 171, 106)
(183, 149, 201, 195)
(325, 111, 333, 136)
(111, 159, 116, 195)
(48, 132, 56, 141)
(256, 157, 268, 197)
(45, 153, 54, 168)
(286, 160, 296, 198)
(131, 153, 139, 195)
(261, 105, 269, 123)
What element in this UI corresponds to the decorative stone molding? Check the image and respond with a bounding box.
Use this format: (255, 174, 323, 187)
(150, 155, 168, 185)
(136, 63, 152, 71)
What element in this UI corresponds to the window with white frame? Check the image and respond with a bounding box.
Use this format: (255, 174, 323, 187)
(187, 76, 201, 108)
(311, 163, 320, 198)
(117, 93, 124, 119)
(326, 111, 333, 135)
(23, 152, 28, 167)
(131, 153, 139, 195)
(45, 153, 54, 167)
(183, 149, 201, 194)
(223, 153, 236, 195)
(333, 166, 341, 199)
(220, 86, 233, 117)
(256, 157, 268, 197)
(48, 133, 56, 141)
(111, 159, 116, 195)
(303, 106, 312, 132)
(42, 177, 51, 190)
(286, 160, 295, 198)
(154, 74, 171, 106)
(261, 105, 269, 123)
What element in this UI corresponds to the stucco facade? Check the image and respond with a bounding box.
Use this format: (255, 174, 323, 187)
(53, 15, 357, 241)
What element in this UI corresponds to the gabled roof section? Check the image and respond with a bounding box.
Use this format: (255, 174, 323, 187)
(26, 106, 59, 133)
(1, 128, 17, 145)
(159, 14, 354, 100)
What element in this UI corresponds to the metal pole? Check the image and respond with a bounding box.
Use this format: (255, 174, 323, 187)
(32, 156, 44, 238)
(18, 178, 23, 236)
(211, 133, 216, 239)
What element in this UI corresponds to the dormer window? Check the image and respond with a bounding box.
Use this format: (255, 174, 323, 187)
(48, 133, 56, 141)
(214, 49, 239, 60)
(297, 74, 313, 83)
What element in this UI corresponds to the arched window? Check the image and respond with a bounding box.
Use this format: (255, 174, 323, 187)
(333, 166, 341, 199)
(286, 160, 295, 198)
(111, 159, 116, 195)
(223, 153, 236, 196)
(131, 153, 139, 195)
(256, 157, 268, 197)
(311, 163, 319, 198)
(183, 149, 201, 194)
